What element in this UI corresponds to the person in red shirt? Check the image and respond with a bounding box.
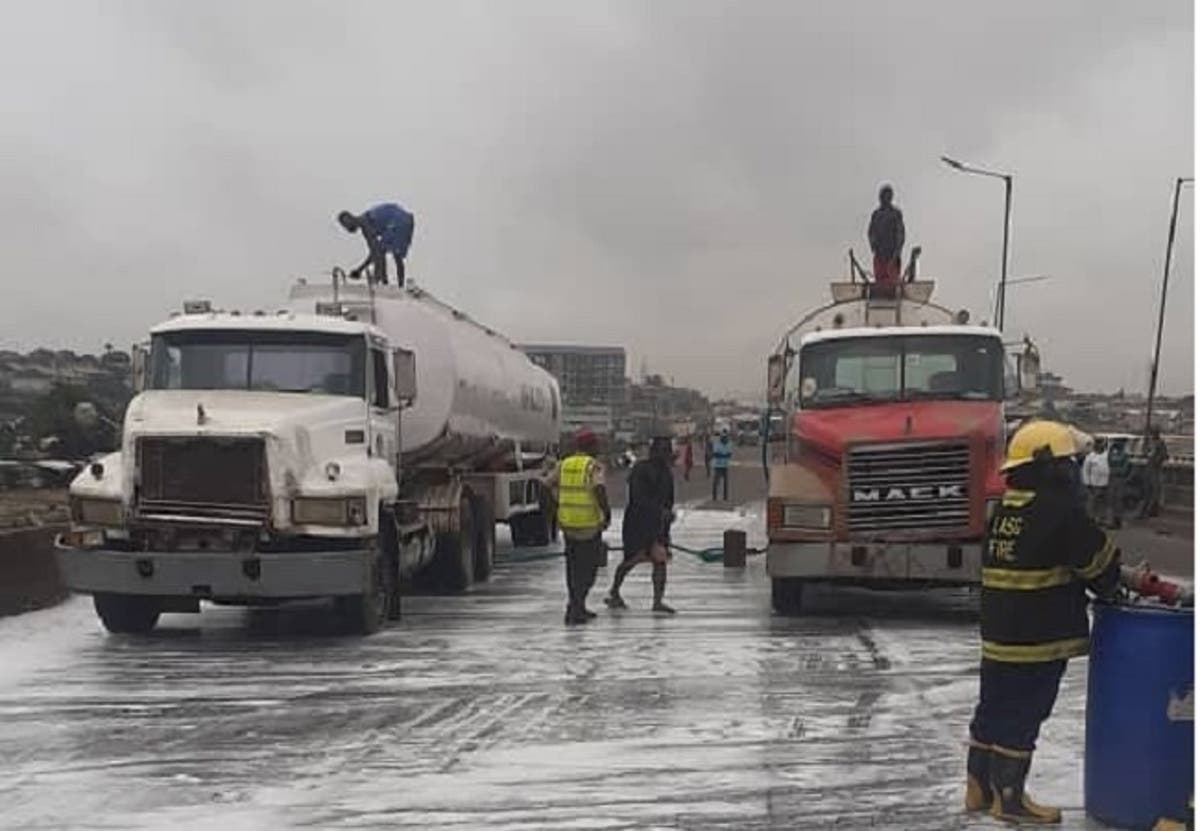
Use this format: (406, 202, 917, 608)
(681, 437, 694, 481)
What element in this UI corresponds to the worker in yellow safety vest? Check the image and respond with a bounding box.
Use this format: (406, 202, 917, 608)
(545, 429, 611, 625)
(966, 420, 1122, 824)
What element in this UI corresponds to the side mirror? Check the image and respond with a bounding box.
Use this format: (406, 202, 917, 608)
(131, 343, 148, 393)
(767, 353, 786, 406)
(393, 348, 416, 406)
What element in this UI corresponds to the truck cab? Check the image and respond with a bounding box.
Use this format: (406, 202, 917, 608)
(765, 280, 1009, 613)
(58, 306, 424, 635)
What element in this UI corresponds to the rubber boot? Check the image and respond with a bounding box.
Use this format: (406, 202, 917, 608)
(964, 740, 992, 812)
(989, 747, 1061, 825)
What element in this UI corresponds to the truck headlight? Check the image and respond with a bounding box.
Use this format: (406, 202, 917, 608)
(292, 496, 367, 526)
(70, 497, 123, 527)
(782, 503, 832, 529)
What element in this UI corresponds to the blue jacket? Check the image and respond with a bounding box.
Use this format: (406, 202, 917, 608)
(712, 437, 733, 469)
(364, 203, 415, 259)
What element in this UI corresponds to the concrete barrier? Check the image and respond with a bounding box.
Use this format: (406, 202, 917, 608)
(0, 524, 68, 617)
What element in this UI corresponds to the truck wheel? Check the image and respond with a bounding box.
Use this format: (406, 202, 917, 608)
(472, 495, 495, 582)
(336, 542, 389, 635)
(771, 578, 806, 616)
(433, 495, 475, 592)
(94, 594, 161, 634)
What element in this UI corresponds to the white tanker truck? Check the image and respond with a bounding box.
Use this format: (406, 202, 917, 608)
(56, 273, 561, 635)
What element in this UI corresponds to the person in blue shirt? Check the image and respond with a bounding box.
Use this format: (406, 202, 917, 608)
(711, 428, 733, 501)
(337, 202, 415, 286)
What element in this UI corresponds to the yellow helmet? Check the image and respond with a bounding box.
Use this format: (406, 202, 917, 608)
(1002, 420, 1082, 471)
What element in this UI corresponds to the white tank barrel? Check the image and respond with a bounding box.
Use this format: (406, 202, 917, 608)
(289, 280, 560, 467)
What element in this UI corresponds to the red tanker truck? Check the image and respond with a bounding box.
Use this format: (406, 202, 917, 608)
(764, 277, 1037, 614)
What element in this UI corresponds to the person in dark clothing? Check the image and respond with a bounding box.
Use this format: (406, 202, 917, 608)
(867, 184, 905, 288)
(1107, 437, 1132, 528)
(337, 202, 415, 286)
(605, 435, 676, 614)
(1139, 426, 1169, 518)
(965, 420, 1121, 824)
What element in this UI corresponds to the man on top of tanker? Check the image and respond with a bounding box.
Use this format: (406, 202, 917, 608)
(337, 202, 415, 286)
(867, 184, 905, 289)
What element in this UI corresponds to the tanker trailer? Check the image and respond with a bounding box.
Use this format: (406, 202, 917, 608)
(56, 277, 561, 636)
(287, 276, 563, 550)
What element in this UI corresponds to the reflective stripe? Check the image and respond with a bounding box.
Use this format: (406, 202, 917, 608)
(982, 566, 1073, 591)
(1076, 534, 1117, 580)
(1001, 489, 1035, 508)
(990, 744, 1032, 760)
(557, 455, 603, 531)
(981, 637, 1089, 663)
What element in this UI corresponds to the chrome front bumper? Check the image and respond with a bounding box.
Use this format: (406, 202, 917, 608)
(54, 538, 373, 599)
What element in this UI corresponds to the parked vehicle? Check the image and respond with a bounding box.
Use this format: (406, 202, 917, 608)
(56, 274, 561, 635)
(763, 277, 1030, 614)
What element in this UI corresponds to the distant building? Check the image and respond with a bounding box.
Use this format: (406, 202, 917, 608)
(520, 345, 627, 407)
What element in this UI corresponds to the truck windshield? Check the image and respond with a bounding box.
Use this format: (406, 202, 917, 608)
(148, 330, 367, 397)
(798, 334, 1003, 409)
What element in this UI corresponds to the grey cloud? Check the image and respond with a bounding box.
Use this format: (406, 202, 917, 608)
(0, 0, 1192, 397)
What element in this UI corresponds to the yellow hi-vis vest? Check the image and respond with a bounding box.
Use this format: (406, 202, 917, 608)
(557, 454, 603, 532)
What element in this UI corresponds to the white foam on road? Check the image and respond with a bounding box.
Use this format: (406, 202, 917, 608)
(0, 507, 1115, 829)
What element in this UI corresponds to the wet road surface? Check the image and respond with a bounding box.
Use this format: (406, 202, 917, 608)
(2, 504, 1112, 829)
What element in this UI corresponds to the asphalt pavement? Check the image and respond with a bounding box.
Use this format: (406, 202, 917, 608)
(0, 492, 1138, 830)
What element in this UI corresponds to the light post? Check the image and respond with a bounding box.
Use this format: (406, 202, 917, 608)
(1143, 176, 1193, 439)
(941, 155, 1014, 332)
(988, 274, 1049, 325)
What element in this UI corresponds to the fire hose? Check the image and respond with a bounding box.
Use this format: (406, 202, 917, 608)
(1119, 563, 1193, 607)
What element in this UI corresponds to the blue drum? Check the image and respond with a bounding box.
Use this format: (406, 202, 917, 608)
(1085, 601, 1193, 829)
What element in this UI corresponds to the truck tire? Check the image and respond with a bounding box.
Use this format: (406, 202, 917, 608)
(472, 495, 495, 582)
(94, 593, 161, 634)
(433, 495, 475, 592)
(335, 538, 390, 635)
(771, 578, 806, 616)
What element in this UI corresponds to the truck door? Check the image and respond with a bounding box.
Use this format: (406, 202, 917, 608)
(368, 340, 399, 479)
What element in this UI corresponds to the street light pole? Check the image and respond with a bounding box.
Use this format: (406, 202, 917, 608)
(999, 174, 1012, 331)
(941, 155, 1015, 332)
(1143, 176, 1193, 439)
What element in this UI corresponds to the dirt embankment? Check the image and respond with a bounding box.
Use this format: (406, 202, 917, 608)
(0, 489, 69, 617)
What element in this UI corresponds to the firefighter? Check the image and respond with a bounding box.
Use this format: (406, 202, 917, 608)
(545, 429, 611, 625)
(605, 434, 676, 614)
(965, 420, 1121, 824)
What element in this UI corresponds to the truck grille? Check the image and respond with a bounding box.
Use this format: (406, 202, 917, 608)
(136, 437, 269, 526)
(845, 442, 971, 534)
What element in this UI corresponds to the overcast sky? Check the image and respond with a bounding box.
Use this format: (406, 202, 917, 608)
(0, 1, 1193, 397)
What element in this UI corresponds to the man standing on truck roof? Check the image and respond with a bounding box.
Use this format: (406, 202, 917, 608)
(337, 202, 415, 286)
(965, 420, 1121, 824)
(867, 184, 905, 289)
(606, 435, 676, 615)
(546, 429, 611, 626)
